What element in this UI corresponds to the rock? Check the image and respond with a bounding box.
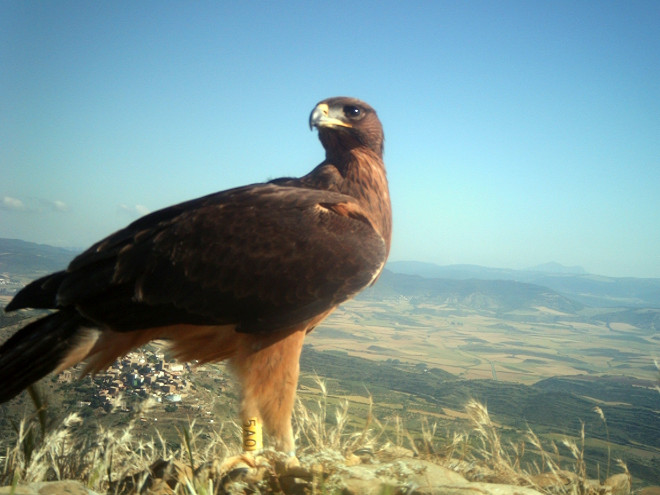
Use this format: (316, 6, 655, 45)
(405, 459, 468, 487)
(430, 484, 543, 495)
(376, 445, 415, 461)
(333, 458, 544, 495)
(7, 453, 632, 495)
(0, 481, 98, 495)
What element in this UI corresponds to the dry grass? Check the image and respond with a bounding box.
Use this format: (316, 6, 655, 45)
(0, 379, 629, 494)
(455, 400, 633, 495)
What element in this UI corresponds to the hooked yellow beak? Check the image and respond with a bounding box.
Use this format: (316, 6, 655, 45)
(309, 102, 353, 130)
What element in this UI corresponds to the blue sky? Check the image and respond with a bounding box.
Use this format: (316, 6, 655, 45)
(1, 1, 658, 278)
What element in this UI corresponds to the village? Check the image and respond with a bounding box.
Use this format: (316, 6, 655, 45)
(57, 349, 197, 410)
(0, 274, 22, 297)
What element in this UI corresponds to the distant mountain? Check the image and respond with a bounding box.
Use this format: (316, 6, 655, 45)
(388, 260, 587, 279)
(525, 262, 586, 275)
(386, 261, 517, 280)
(387, 261, 660, 308)
(0, 238, 77, 276)
(360, 269, 583, 315)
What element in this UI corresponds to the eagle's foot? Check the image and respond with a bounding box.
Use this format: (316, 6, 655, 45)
(250, 452, 313, 495)
(218, 452, 271, 489)
(275, 454, 305, 476)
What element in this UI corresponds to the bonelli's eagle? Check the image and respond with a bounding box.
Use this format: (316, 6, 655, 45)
(0, 97, 391, 455)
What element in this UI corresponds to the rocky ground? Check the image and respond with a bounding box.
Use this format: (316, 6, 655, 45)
(0, 445, 643, 495)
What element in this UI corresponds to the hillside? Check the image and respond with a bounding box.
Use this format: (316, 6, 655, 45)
(0, 238, 76, 277)
(360, 269, 584, 315)
(0, 341, 655, 490)
(298, 346, 660, 485)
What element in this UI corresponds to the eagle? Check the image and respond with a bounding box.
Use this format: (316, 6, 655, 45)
(0, 96, 391, 455)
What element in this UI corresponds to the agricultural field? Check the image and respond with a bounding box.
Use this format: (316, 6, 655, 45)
(307, 297, 659, 384)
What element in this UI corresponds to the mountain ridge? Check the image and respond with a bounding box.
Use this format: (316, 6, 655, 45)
(359, 269, 584, 315)
(0, 238, 77, 275)
(387, 260, 660, 308)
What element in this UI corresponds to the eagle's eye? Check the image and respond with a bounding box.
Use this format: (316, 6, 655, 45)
(343, 105, 362, 119)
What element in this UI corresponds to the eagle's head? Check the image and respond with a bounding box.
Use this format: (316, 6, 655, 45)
(309, 97, 384, 158)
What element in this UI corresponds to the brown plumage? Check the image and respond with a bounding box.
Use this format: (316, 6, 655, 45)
(0, 96, 391, 453)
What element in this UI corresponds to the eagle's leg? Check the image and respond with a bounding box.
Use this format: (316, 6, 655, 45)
(231, 328, 306, 455)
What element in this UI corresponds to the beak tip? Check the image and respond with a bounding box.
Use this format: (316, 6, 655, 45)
(309, 103, 330, 131)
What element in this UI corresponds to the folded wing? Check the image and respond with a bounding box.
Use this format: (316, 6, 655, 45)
(9, 184, 387, 335)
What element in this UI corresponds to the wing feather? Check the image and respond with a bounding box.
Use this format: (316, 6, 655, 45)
(51, 183, 385, 333)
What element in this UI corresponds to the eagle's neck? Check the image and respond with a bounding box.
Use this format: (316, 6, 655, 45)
(330, 148, 392, 255)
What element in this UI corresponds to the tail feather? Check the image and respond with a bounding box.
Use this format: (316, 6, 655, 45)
(0, 309, 87, 402)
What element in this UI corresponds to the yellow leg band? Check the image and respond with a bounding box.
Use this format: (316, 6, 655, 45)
(242, 417, 263, 452)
